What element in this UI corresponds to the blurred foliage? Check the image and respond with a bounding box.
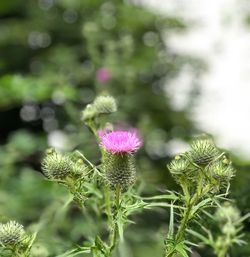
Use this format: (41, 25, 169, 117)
(0, 0, 248, 256)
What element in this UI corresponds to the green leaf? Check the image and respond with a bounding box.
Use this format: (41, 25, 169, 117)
(168, 203, 174, 238)
(186, 229, 211, 245)
(141, 193, 179, 201)
(175, 242, 189, 257)
(56, 247, 91, 257)
(191, 198, 213, 216)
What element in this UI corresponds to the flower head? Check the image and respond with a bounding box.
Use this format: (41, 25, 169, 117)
(100, 130, 142, 153)
(42, 149, 73, 179)
(93, 95, 117, 114)
(189, 138, 220, 166)
(96, 67, 111, 82)
(0, 221, 25, 246)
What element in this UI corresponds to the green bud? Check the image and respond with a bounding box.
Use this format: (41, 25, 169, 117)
(93, 95, 117, 114)
(221, 223, 236, 235)
(215, 202, 241, 224)
(168, 158, 190, 176)
(209, 161, 235, 184)
(189, 138, 220, 166)
(103, 152, 136, 191)
(71, 159, 88, 177)
(81, 104, 97, 121)
(0, 221, 25, 246)
(42, 150, 72, 179)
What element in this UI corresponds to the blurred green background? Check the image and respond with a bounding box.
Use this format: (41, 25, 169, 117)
(0, 0, 249, 256)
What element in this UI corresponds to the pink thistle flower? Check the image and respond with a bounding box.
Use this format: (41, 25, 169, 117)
(96, 67, 111, 82)
(100, 130, 142, 153)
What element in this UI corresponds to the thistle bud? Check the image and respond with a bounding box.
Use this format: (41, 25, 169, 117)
(0, 221, 25, 246)
(209, 161, 235, 184)
(42, 149, 72, 179)
(93, 95, 117, 114)
(168, 158, 190, 176)
(71, 159, 88, 177)
(215, 202, 240, 224)
(189, 138, 220, 166)
(99, 130, 142, 191)
(103, 152, 136, 191)
(81, 104, 97, 121)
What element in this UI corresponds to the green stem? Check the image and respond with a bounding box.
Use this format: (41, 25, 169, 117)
(104, 187, 113, 236)
(86, 120, 106, 162)
(175, 202, 193, 243)
(216, 230, 232, 257)
(109, 186, 121, 254)
(165, 171, 205, 257)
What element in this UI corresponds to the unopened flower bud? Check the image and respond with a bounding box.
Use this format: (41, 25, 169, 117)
(209, 161, 235, 184)
(81, 104, 97, 121)
(42, 150, 72, 179)
(168, 158, 190, 176)
(215, 202, 240, 224)
(0, 221, 25, 246)
(93, 95, 117, 114)
(72, 159, 87, 176)
(189, 138, 220, 166)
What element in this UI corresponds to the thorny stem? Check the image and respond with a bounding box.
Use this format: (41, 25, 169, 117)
(104, 186, 113, 237)
(109, 186, 121, 254)
(165, 170, 206, 257)
(87, 120, 100, 142)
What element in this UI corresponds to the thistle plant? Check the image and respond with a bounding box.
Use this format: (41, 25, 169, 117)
(41, 94, 147, 257)
(164, 137, 236, 257)
(188, 201, 250, 257)
(0, 221, 36, 257)
(39, 94, 246, 257)
(212, 202, 250, 257)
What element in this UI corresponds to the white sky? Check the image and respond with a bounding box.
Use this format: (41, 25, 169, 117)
(140, 0, 250, 159)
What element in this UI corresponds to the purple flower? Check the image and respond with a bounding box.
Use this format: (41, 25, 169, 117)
(96, 68, 111, 82)
(100, 130, 142, 153)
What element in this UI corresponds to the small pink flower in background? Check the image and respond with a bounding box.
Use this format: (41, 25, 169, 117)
(96, 67, 111, 82)
(100, 130, 142, 153)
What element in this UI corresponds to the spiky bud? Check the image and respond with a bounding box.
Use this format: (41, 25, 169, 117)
(103, 152, 136, 191)
(42, 149, 72, 179)
(215, 202, 240, 224)
(93, 95, 117, 114)
(71, 159, 87, 177)
(168, 156, 190, 176)
(189, 138, 220, 166)
(0, 221, 25, 246)
(209, 161, 235, 184)
(81, 104, 97, 121)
